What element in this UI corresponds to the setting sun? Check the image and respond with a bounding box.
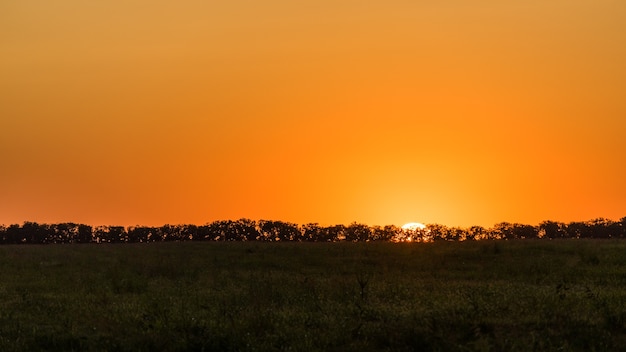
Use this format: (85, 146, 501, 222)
(402, 223, 427, 231)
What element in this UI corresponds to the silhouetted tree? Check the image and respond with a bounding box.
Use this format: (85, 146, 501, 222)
(232, 219, 260, 241)
(50, 223, 89, 243)
(127, 226, 156, 243)
(111, 226, 126, 243)
(76, 224, 93, 243)
(94, 226, 125, 243)
(567, 221, 591, 239)
(259, 220, 300, 241)
(259, 220, 280, 241)
(512, 224, 538, 239)
(180, 224, 198, 241)
(5, 224, 24, 244)
(51, 223, 70, 243)
(619, 217, 626, 238)
(345, 222, 372, 242)
(283, 221, 304, 241)
(321, 225, 345, 242)
(160, 224, 181, 241)
(194, 225, 211, 241)
(93, 226, 105, 243)
(3, 216, 626, 245)
(467, 226, 488, 241)
(588, 218, 616, 239)
(492, 222, 516, 240)
(447, 227, 467, 241)
(427, 224, 449, 242)
(206, 220, 232, 241)
(384, 225, 403, 241)
(607, 220, 623, 239)
(21, 222, 52, 244)
(369, 225, 398, 241)
(301, 223, 321, 242)
(538, 221, 567, 239)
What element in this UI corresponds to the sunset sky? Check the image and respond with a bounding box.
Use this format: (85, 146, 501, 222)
(1, 0, 625, 228)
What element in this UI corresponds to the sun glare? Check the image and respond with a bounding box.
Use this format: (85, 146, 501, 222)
(401, 222, 426, 231)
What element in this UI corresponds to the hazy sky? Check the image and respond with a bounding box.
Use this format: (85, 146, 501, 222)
(2, 0, 625, 227)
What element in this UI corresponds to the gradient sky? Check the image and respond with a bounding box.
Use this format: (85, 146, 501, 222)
(1, 0, 625, 227)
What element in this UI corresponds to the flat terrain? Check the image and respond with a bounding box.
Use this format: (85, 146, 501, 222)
(1, 240, 626, 351)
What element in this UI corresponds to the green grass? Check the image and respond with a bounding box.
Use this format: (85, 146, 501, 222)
(1, 240, 626, 351)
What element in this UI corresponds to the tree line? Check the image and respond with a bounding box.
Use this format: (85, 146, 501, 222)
(1, 217, 625, 244)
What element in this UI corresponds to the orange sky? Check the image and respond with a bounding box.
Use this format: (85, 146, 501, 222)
(1, 0, 625, 227)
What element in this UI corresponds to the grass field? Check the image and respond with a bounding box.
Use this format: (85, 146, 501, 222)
(1, 240, 626, 351)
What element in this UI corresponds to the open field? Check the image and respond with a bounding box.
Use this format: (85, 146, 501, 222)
(1, 240, 626, 351)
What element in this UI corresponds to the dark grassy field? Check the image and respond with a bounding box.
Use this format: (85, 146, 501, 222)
(1, 240, 626, 351)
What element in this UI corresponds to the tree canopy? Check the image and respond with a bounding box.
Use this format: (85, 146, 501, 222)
(1, 217, 625, 245)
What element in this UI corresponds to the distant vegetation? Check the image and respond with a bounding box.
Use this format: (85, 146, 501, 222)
(1, 217, 625, 244)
